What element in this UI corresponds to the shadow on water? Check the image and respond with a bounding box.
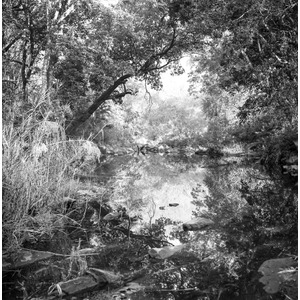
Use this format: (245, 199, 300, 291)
(3, 153, 297, 300)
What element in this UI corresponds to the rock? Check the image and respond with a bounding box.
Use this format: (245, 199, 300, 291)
(54, 276, 102, 295)
(259, 257, 297, 294)
(169, 203, 179, 207)
(81, 141, 101, 163)
(77, 248, 97, 255)
(103, 212, 121, 222)
(88, 268, 121, 283)
(148, 245, 185, 259)
(3, 249, 55, 271)
(183, 218, 214, 231)
(70, 140, 101, 172)
(159, 206, 165, 210)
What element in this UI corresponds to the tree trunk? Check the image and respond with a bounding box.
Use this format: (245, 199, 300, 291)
(41, 0, 52, 103)
(65, 74, 133, 137)
(21, 40, 28, 102)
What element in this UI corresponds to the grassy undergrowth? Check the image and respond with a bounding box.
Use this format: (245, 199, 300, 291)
(2, 117, 84, 254)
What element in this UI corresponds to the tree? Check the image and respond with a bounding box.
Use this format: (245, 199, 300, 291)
(178, 0, 297, 153)
(2, 0, 78, 101)
(3, 0, 47, 103)
(64, 0, 195, 136)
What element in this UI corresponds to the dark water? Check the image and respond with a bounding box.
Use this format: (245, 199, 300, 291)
(3, 153, 297, 300)
(89, 153, 297, 300)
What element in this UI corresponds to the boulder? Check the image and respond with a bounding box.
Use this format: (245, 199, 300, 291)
(259, 257, 297, 294)
(169, 203, 179, 207)
(148, 245, 185, 259)
(183, 218, 214, 231)
(81, 140, 101, 163)
(103, 211, 121, 222)
(49, 268, 117, 296)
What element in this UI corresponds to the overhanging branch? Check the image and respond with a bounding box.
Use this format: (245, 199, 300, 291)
(138, 27, 177, 75)
(66, 73, 133, 136)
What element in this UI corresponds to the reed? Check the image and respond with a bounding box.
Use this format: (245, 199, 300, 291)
(2, 115, 81, 254)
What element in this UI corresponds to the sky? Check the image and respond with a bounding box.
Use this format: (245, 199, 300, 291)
(159, 57, 191, 98)
(97, 0, 119, 7)
(97, 0, 193, 101)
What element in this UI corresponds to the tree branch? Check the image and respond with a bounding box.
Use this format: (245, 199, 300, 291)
(138, 27, 177, 75)
(108, 90, 136, 103)
(2, 32, 24, 54)
(66, 74, 133, 136)
(147, 58, 178, 72)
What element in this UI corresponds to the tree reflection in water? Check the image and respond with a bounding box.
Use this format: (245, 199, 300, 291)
(93, 154, 297, 300)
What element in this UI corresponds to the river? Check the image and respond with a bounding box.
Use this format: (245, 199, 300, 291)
(87, 151, 297, 300)
(3, 151, 297, 300)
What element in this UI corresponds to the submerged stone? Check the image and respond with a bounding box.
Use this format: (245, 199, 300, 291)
(182, 218, 214, 231)
(258, 257, 297, 294)
(54, 276, 100, 295)
(148, 245, 185, 259)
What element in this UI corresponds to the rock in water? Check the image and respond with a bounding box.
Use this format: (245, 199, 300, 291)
(148, 245, 185, 259)
(183, 218, 214, 231)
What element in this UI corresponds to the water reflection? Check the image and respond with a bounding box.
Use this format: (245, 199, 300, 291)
(96, 154, 208, 225)
(92, 153, 297, 300)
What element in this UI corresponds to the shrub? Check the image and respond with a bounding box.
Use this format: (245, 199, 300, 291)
(2, 119, 80, 254)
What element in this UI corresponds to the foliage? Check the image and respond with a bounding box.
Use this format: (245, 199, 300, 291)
(182, 0, 297, 164)
(3, 0, 297, 156)
(2, 114, 86, 253)
(189, 161, 297, 298)
(2, 1, 298, 299)
(3, 0, 190, 135)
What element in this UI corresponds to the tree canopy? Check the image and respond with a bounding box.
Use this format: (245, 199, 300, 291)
(3, 0, 297, 147)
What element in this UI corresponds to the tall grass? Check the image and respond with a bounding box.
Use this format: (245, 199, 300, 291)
(2, 116, 82, 254)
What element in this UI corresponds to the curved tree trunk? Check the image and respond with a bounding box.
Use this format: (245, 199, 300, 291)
(65, 74, 133, 137)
